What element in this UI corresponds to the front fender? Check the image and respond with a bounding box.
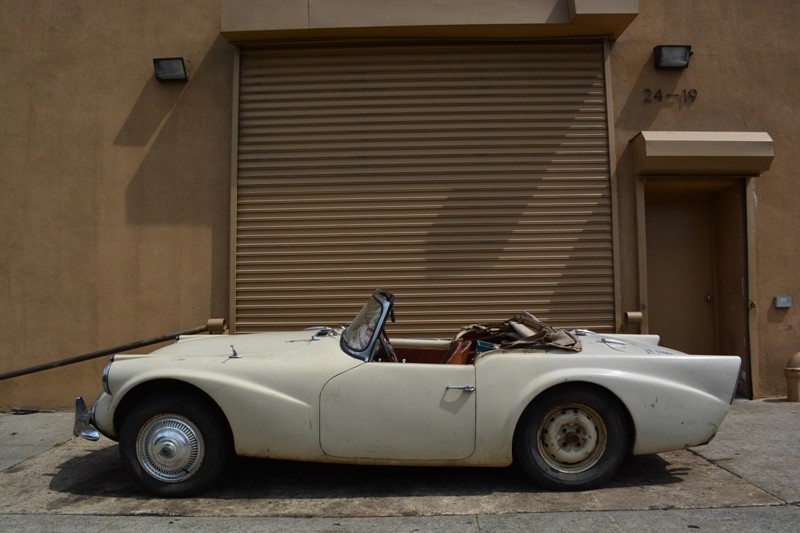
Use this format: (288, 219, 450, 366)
(100, 354, 360, 460)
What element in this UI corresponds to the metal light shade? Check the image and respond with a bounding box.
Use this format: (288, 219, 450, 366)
(654, 45, 693, 69)
(153, 57, 189, 81)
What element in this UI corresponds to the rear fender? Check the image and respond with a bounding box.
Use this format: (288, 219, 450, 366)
(507, 363, 736, 455)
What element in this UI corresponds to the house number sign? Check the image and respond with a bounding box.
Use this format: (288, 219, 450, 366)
(643, 88, 698, 104)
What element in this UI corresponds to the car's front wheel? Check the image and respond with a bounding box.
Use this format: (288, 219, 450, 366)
(119, 393, 230, 497)
(514, 386, 629, 490)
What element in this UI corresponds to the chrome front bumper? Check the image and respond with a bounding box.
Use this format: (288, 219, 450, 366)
(73, 396, 100, 441)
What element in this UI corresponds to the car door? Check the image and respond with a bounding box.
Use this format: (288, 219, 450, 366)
(319, 362, 476, 460)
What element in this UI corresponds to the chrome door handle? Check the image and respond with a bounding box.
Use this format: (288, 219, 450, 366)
(446, 385, 476, 392)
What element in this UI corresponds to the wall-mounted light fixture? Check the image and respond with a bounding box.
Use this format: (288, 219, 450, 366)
(654, 45, 693, 70)
(153, 57, 189, 81)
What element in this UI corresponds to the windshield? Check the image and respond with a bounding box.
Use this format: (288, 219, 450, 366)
(341, 290, 393, 360)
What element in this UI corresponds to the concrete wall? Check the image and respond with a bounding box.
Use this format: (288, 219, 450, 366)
(1, 0, 797, 408)
(0, 1, 234, 408)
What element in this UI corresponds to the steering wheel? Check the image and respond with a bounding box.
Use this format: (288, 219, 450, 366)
(379, 329, 398, 362)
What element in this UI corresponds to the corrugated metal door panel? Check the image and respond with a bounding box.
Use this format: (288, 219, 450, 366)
(235, 41, 613, 335)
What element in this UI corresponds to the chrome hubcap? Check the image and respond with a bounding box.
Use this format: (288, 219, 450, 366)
(137, 415, 204, 483)
(537, 403, 607, 473)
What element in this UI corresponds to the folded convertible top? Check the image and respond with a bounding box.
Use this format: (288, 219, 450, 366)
(455, 312, 583, 352)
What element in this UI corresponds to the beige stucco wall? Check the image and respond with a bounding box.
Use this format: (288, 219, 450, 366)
(608, 0, 800, 396)
(1, 0, 797, 408)
(0, 1, 234, 408)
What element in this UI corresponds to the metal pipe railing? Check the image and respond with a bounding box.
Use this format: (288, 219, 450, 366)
(0, 318, 227, 381)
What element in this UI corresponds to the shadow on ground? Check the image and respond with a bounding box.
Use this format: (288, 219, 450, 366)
(48, 443, 683, 500)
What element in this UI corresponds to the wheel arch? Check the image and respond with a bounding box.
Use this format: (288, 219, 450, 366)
(113, 379, 233, 448)
(512, 381, 635, 457)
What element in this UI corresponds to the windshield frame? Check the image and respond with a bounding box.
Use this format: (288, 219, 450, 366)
(340, 289, 394, 361)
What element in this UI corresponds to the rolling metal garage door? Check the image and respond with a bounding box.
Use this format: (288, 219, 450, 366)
(234, 40, 613, 335)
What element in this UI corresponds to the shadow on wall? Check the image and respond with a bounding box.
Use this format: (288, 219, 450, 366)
(121, 35, 232, 227)
(118, 35, 233, 314)
(614, 51, 689, 136)
(114, 77, 186, 148)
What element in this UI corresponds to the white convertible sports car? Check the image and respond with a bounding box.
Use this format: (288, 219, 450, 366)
(74, 289, 741, 497)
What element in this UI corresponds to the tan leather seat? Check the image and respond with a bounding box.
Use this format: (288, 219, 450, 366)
(441, 339, 473, 365)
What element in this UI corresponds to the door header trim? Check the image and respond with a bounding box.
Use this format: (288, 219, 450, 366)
(633, 131, 774, 177)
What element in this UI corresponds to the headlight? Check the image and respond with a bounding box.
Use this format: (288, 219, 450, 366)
(102, 361, 113, 394)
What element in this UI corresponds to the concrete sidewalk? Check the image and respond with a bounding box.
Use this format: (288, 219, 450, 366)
(0, 399, 798, 532)
(0, 409, 73, 472)
(690, 398, 800, 505)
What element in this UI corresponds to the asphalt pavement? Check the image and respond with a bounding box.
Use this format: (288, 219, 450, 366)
(0, 399, 798, 532)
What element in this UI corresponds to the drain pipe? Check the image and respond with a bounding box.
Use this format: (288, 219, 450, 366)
(0, 319, 227, 382)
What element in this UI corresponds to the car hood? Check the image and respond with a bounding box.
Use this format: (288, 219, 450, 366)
(143, 330, 342, 359)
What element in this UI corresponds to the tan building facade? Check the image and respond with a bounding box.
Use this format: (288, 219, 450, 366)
(1, 0, 797, 408)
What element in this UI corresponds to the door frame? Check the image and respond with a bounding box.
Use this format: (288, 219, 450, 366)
(629, 130, 773, 398)
(635, 176, 758, 397)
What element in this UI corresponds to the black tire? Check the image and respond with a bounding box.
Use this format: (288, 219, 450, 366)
(119, 393, 230, 497)
(513, 386, 629, 491)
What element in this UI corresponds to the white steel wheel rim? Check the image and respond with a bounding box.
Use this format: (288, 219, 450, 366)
(536, 403, 607, 474)
(137, 414, 205, 483)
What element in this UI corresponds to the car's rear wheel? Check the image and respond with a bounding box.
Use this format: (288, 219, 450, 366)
(514, 387, 628, 490)
(119, 393, 230, 497)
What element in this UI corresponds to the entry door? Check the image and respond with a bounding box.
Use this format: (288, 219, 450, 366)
(646, 202, 717, 354)
(319, 363, 476, 460)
